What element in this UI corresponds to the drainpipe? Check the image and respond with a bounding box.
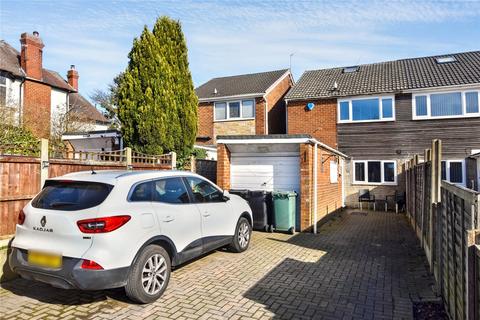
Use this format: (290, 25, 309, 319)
(313, 142, 318, 234)
(18, 76, 25, 126)
(264, 97, 268, 135)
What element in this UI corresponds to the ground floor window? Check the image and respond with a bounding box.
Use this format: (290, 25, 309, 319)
(353, 160, 396, 185)
(441, 160, 465, 185)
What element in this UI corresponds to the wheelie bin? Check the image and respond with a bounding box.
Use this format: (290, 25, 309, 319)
(229, 189, 250, 201)
(272, 191, 297, 234)
(248, 190, 273, 232)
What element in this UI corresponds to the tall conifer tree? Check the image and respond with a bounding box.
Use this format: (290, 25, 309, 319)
(117, 17, 198, 157)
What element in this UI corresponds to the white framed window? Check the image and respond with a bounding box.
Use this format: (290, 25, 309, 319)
(338, 95, 395, 123)
(412, 89, 480, 120)
(353, 160, 397, 185)
(441, 160, 466, 186)
(214, 99, 255, 121)
(0, 72, 7, 105)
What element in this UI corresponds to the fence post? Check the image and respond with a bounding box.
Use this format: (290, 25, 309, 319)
(429, 139, 442, 280)
(170, 152, 177, 170)
(190, 155, 196, 172)
(126, 147, 132, 170)
(40, 138, 49, 189)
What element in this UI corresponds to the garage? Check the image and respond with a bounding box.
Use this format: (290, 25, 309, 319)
(231, 154, 300, 192)
(216, 134, 347, 232)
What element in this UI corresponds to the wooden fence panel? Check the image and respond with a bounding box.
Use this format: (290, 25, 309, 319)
(407, 157, 480, 320)
(0, 157, 41, 236)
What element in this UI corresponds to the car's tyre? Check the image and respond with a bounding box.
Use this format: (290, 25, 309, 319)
(125, 245, 171, 304)
(229, 217, 252, 253)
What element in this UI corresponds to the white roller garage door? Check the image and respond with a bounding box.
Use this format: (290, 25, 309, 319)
(230, 153, 300, 193)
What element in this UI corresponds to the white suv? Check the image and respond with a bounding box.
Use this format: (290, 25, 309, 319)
(9, 170, 252, 303)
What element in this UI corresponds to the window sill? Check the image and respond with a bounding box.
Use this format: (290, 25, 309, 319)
(338, 119, 395, 124)
(214, 118, 255, 123)
(352, 182, 397, 186)
(412, 114, 480, 120)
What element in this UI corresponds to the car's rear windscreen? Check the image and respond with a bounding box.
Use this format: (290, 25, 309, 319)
(32, 180, 114, 211)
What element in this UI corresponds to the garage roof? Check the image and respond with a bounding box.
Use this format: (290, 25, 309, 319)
(217, 134, 348, 158)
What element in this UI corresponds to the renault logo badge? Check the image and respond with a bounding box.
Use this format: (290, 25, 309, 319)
(40, 216, 46, 227)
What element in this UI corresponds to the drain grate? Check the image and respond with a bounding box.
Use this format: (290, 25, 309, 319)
(350, 211, 368, 216)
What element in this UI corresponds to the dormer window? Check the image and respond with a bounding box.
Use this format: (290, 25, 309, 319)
(343, 66, 359, 73)
(435, 56, 456, 64)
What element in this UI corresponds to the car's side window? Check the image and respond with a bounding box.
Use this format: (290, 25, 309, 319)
(129, 181, 153, 202)
(185, 177, 224, 203)
(152, 178, 190, 204)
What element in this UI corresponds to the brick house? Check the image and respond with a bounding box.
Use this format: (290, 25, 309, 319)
(285, 51, 480, 206)
(0, 31, 109, 139)
(194, 69, 293, 147)
(216, 134, 347, 232)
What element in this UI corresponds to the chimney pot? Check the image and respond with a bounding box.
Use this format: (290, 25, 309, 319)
(67, 65, 79, 91)
(20, 31, 44, 80)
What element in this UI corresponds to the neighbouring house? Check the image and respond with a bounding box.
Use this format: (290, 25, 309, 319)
(61, 129, 123, 153)
(216, 134, 347, 232)
(194, 69, 294, 148)
(0, 31, 109, 139)
(285, 51, 480, 206)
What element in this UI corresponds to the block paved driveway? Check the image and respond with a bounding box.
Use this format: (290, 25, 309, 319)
(0, 211, 440, 320)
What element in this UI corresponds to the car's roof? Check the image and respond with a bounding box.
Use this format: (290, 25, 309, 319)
(49, 170, 200, 185)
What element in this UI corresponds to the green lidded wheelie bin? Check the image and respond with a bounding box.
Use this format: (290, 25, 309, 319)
(272, 191, 297, 234)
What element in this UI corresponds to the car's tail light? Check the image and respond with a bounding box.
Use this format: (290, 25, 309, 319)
(77, 215, 131, 233)
(81, 259, 103, 270)
(18, 209, 26, 225)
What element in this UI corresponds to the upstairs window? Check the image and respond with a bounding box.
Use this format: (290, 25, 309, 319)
(353, 160, 396, 185)
(0, 72, 7, 105)
(413, 89, 480, 120)
(214, 100, 255, 121)
(338, 96, 395, 123)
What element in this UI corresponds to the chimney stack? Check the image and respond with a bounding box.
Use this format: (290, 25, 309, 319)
(67, 64, 79, 91)
(20, 31, 44, 80)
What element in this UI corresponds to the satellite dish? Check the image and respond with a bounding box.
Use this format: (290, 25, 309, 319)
(306, 102, 315, 111)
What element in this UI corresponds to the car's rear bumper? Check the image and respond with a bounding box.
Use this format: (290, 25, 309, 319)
(9, 247, 129, 290)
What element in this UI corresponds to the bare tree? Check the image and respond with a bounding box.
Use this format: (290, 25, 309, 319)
(90, 72, 123, 129)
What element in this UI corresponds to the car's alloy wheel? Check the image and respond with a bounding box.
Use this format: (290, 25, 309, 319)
(125, 245, 171, 304)
(142, 254, 167, 295)
(229, 217, 251, 253)
(238, 221, 250, 249)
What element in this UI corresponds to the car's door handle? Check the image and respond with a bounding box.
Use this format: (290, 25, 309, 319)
(163, 215, 174, 222)
(202, 212, 210, 218)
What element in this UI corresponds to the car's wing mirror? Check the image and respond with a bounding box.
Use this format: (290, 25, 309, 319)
(223, 190, 230, 201)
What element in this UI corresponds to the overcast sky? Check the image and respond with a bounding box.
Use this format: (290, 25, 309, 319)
(1, 0, 479, 103)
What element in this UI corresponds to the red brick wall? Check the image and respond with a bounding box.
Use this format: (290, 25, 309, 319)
(315, 149, 343, 223)
(196, 102, 214, 145)
(287, 98, 338, 149)
(255, 97, 266, 135)
(216, 144, 231, 190)
(299, 143, 343, 231)
(300, 143, 313, 231)
(265, 74, 292, 134)
(23, 80, 51, 138)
